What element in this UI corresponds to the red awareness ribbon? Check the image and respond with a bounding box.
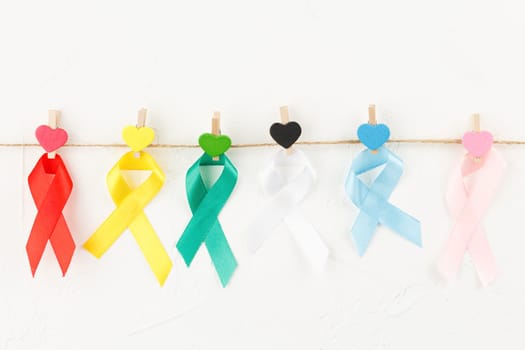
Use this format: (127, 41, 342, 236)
(26, 154, 75, 276)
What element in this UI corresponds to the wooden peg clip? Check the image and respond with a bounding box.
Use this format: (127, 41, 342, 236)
(471, 113, 482, 162)
(280, 106, 289, 124)
(212, 111, 221, 161)
(134, 108, 147, 158)
(280, 106, 293, 155)
(472, 113, 480, 132)
(47, 110, 60, 159)
(369, 104, 379, 154)
(368, 104, 377, 125)
(137, 108, 147, 128)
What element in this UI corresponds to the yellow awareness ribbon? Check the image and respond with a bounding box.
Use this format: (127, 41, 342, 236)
(83, 151, 173, 286)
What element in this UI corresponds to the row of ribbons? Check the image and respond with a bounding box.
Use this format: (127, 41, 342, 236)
(26, 110, 506, 287)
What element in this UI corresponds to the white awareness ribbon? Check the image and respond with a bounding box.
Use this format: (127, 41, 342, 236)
(246, 149, 329, 270)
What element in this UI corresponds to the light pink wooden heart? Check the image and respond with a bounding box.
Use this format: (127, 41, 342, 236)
(35, 125, 68, 152)
(462, 131, 493, 157)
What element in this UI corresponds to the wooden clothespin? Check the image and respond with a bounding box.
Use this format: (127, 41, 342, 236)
(368, 104, 379, 154)
(368, 104, 377, 125)
(47, 110, 60, 159)
(472, 113, 481, 162)
(137, 108, 147, 128)
(473, 113, 480, 132)
(135, 108, 147, 158)
(212, 111, 221, 161)
(280, 106, 293, 155)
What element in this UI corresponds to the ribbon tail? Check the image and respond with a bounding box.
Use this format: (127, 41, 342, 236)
(129, 213, 173, 286)
(437, 223, 473, 282)
(468, 227, 498, 286)
(177, 191, 234, 266)
(27, 185, 70, 276)
(246, 204, 287, 253)
(177, 189, 223, 266)
(176, 224, 204, 267)
(205, 221, 237, 287)
(26, 228, 49, 277)
(380, 203, 422, 247)
(49, 216, 75, 276)
(285, 210, 329, 270)
(83, 201, 140, 258)
(351, 211, 379, 256)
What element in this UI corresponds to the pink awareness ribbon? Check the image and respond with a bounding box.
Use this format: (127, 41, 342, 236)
(438, 149, 506, 286)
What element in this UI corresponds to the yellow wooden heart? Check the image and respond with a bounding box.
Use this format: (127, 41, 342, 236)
(122, 126, 155, 152)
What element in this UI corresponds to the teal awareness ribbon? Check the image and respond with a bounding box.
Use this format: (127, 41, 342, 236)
(176, 153, 238, 287)
(345, 147, 421, 256)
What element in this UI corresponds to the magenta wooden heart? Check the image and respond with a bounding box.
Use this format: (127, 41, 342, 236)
(462, 131, 493, 157)
(35, 125, 68, 152)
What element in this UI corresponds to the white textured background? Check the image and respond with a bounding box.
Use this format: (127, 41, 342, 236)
(1, 0, 525, 349)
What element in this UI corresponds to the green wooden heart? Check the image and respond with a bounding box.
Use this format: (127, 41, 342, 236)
(198, 133, 232, 157)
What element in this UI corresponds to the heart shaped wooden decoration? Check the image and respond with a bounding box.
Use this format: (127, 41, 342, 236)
(122, 126, 155, 152)
(35, 125, 68, 152)
(199, 133, 232, 157)
(357, 123, 391, 150)
(462, 131, 493, 157)
(269, 121, 302, 149)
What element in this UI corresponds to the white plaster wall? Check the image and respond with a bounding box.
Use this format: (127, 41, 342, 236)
(1, 0, 525, 349)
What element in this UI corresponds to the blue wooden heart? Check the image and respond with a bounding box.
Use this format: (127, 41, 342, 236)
(357, 123, 390, 150)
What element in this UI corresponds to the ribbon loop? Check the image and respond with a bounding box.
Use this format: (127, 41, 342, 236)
(176, 153, 238, 287)
(438, 149, 506, 286)
(345, 147, 421, 256)
(246, 149, 329, 270)
(27, 154, 75, 276)
(83, 151, 172, 286)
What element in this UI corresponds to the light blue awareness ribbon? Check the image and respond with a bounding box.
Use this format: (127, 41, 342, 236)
(345, 147, 422, 256)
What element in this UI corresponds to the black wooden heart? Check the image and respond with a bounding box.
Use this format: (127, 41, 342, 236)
(269, 121, 302, 149)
